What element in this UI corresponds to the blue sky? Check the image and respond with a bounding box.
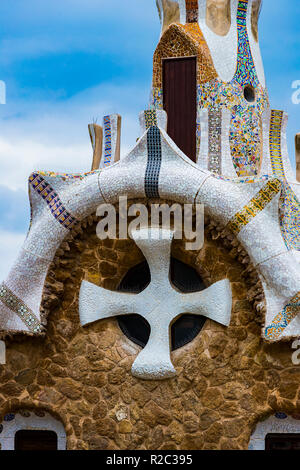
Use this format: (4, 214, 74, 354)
(0, 0, 299, 279)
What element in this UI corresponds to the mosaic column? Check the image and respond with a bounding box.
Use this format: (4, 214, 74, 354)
(269, 110, 295, 182)
(229, 0, 265, 177)
(100, 114, 122, 169)
(198, 107, 237, 178)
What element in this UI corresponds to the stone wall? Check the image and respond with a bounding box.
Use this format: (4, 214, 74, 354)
(0, 215, 299, 450)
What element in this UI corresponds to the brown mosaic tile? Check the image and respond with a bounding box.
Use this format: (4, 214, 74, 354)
(153, 23, 217, 89)
(186, 0, 198, 23)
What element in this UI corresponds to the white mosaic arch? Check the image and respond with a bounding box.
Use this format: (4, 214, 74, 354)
(0, 411, 66, 450)
(249, 414, 300, 450)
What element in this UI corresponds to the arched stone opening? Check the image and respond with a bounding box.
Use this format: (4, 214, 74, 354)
(0, 409, 66, 450)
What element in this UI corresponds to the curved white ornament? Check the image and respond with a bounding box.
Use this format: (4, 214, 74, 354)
(79, 227, 232, 380)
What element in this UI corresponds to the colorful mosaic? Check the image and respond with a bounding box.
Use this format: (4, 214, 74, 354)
(230, 108, 262, 177)
(29, 173, 79, 230)
(153, 23, 217, 89)
(151, 0, 270, 177)
(269, 110, 285, 178)
(234, 0, 259, 88)
(265, 292, 300, 341)
(185, 0, 198, 23)
(208, 108, 222, 174)
(197, 80, 268, 115)
(33, 170, 97, 181)
(267, 109, 300, 250)
(144, 110, 158, 129)
(103, 115, 112, 166)
(279, 183, 300, 251)
(229, 0, 263, 176)
(227, 179, 282, 234)
(0, 283, 43, 333)
(145, 126, 162, 199)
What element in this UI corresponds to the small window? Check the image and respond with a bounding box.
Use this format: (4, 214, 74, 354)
(15, 430, 58, 451)
(244, 85, 256, 103)
(265, 433, 300, 451)
(117, 258, 206, 350)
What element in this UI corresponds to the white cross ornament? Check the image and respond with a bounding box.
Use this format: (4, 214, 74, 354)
(79, 228, 232, 380)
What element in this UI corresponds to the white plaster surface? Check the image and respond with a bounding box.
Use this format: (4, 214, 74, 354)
(198, 0, 238, 83)
(237, 194, 287, 267)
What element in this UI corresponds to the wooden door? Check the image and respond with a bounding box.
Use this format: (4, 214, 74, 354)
(163, 57, 197, 162)
(15, 430, 58, 451)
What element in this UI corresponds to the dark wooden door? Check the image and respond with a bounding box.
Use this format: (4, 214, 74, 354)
(265, 434, 300, 451)
(163, 57, 197, 162)
(15, 430, 58, 451)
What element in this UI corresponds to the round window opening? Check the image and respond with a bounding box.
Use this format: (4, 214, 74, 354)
(243, 85, 256, 103)
(117, 258, 206, 350)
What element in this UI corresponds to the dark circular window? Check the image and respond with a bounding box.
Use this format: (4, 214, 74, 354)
(243, 85, 256, 103)
(117, 258, 206, 350)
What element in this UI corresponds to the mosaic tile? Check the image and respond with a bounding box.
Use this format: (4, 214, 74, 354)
(275, 412, 288, 420)
(208, 108, 222, 174)
(234, 0, 259, 88)
(153, 23, 217, 89)
(279, 183, 300, 251)
(145, 126, 162, 198)
(29, 173, 79, 230)
(265, 292, 300, 341)
(0, 283, 43, 333)
(4, 414, 15, 422)
(227, 179, 282, 234)
(144, 110, 158, 129)
(269, 110, 285, 179)
(103, 115, 112, 166)
(185, 0, 198, 23)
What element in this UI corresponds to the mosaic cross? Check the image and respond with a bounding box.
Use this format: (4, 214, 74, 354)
(79, 228, 232, 380)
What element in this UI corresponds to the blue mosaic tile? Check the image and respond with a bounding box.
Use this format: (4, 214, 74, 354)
(4, 413, 15, 422)
(275, 412, 288, 420)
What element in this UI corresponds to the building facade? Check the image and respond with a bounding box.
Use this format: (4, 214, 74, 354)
(0, 0, 299, 451)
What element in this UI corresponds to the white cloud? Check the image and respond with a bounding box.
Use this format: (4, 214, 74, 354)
(0, 81, 149, 191)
